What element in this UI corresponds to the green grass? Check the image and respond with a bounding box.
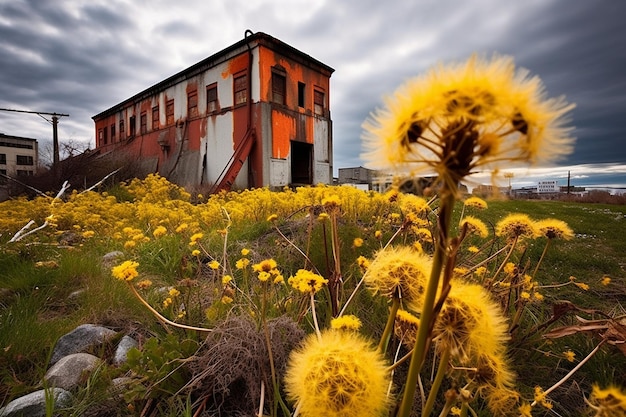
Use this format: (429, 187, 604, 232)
(1, 196, 625, 415)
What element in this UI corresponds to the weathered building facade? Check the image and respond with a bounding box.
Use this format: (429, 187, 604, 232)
(92, 32, 334, 191)
(0, 133, 38, 178)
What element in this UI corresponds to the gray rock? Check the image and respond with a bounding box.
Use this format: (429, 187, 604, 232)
(50, 324, 117, 365)
(0, 388, 71, 417)
(113, 335, 138, 366)
(44, 353, 102, 391)
(102, 251, 124, 269)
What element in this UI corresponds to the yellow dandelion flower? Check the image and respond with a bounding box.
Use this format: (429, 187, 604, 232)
(163, 297, 173, 308)
(464, 196, 488, 210)
(433, 280, 510, 361)
(267, 214, 278, 222)
(468, 245, 480, 253)
(152, 225, 167, 238)
(474, 266, 487, 277)
(136, 279, 152, 289)
(189, 232, 203, 245)
(221, 295, 233, 304)
(124, 240, 136, 249)
(460, 216, 489, 238)
(575, 282, 590, 291)
(365, 246, 432, 309)
(321, 194, 341, 209)
(236, 258, 250, 269)
(207, 260, 220, 270)
(533, 292, 544, 302)
(168, 288, 180, 298)
(273, 275, 284, 285)
(258, 271, 271, 282)
(520, 291, 531, 300)
(601, 276, 611, 286)
(534, 386, 553, 410)
(398, 193, 430, 216)
(82, 230, 95, 238)
(496, 214, 536, 239)
(241, 248, 250, 256)
(284, 330, 390, 417)
(374, 230, 383, 239)
(353, 237, 364, 247)
(589, 384, 626, 416)
(535, 218, 574, 240)
(330, 315, 362, 331)
(504, 262, 517, 276)
(563, 350, 576, 362)
(111, 260, 139, 282)
(222, 275, 233, 285)
(413, 227, 433, 242)
(175, 223, 188, 233)
(394, 309, 420, 348)
(288, 269, 328, 294)
(191, 249, 201, 257)
(361, 54, 575, 189)
(413, 241, 424, 254)
(356, 255, 370, 271)
(253, 258, 278, 273)
(317, 212, 330, 222)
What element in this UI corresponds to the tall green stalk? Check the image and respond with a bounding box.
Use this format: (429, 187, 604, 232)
(396, 192, 455, 417)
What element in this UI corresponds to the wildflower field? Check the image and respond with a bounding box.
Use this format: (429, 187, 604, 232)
(2, 55, 626, 416)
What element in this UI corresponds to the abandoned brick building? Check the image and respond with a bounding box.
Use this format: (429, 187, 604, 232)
(92, 31, 334, 191)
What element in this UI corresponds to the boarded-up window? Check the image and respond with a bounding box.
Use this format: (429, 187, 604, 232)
(272, 72, 286, 105)
(119, 120, 125, 139)
(206, 84, 218, 113)
(188, 91, 198, 117)
(140, 112, 147, 134)
(103, 126, 108, 144)
(152, 106, 159, 130)
(234, 73, 247, 105)
(298, 82, 305, 108)
(314, 89, 325, 116)
(110, 123, 116, 142)
(166, 99, 175, 125)
(130, 116, 136, 136)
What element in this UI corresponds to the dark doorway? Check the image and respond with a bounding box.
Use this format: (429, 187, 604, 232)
(291, 140, 313, 185)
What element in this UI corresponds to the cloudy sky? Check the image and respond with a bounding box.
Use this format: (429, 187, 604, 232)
(1, 0, 625, 188)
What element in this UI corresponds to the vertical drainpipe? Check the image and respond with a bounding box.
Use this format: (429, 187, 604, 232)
(244, 29, 256, 187)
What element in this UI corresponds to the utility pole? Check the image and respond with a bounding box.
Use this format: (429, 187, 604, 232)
(0, 107, 70, 172)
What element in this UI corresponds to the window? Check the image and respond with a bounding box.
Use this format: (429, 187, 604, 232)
(187, 91, 198, 117)
(119, 120, 125, 139)
(16, 170, 33, 176)
(98, 129, 104, 146)
(314, 89, 325, 116)
(298, 82, 305, 108)
(152, 106, 159, 130)
(140, 112, 147, 134)
(0, 169, 6, 184)
(103, 126, 108, 145)
(0, 154, 6, 164)
(206, 84, 218, 113)
(234, 73, 247, 105)
(272, 71, 286, 105)
(166, 99, 175, 125)
(16, 155, 34, 165)
(129, 116, 136, 136)
(110, 123, 116, 142)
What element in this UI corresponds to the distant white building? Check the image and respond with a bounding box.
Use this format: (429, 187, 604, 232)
(538, 180, 559, 193)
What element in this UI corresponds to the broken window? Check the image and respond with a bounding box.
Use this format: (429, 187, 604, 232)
(166, 99, 175, 125)
(272, 71, 286, 105)
(314, 89, 325, 116)
(206, 84, 218, 113)
(298, 82, 305, 108)
(140, 112, 147, 134)
(185, 90, 196, 117)
(152, 106, 159, 130)
(234, 73, 247, 105)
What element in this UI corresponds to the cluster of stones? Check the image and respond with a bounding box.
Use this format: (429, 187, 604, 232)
(1, 252, 140, 417)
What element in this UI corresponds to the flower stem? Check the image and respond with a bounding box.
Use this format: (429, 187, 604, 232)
(423, 347, 451, 416)
(397, 192, 455, 417)
(378, 298, 401, 354)
(532, 239, 551, 278)
(310, 292, 322, 340)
